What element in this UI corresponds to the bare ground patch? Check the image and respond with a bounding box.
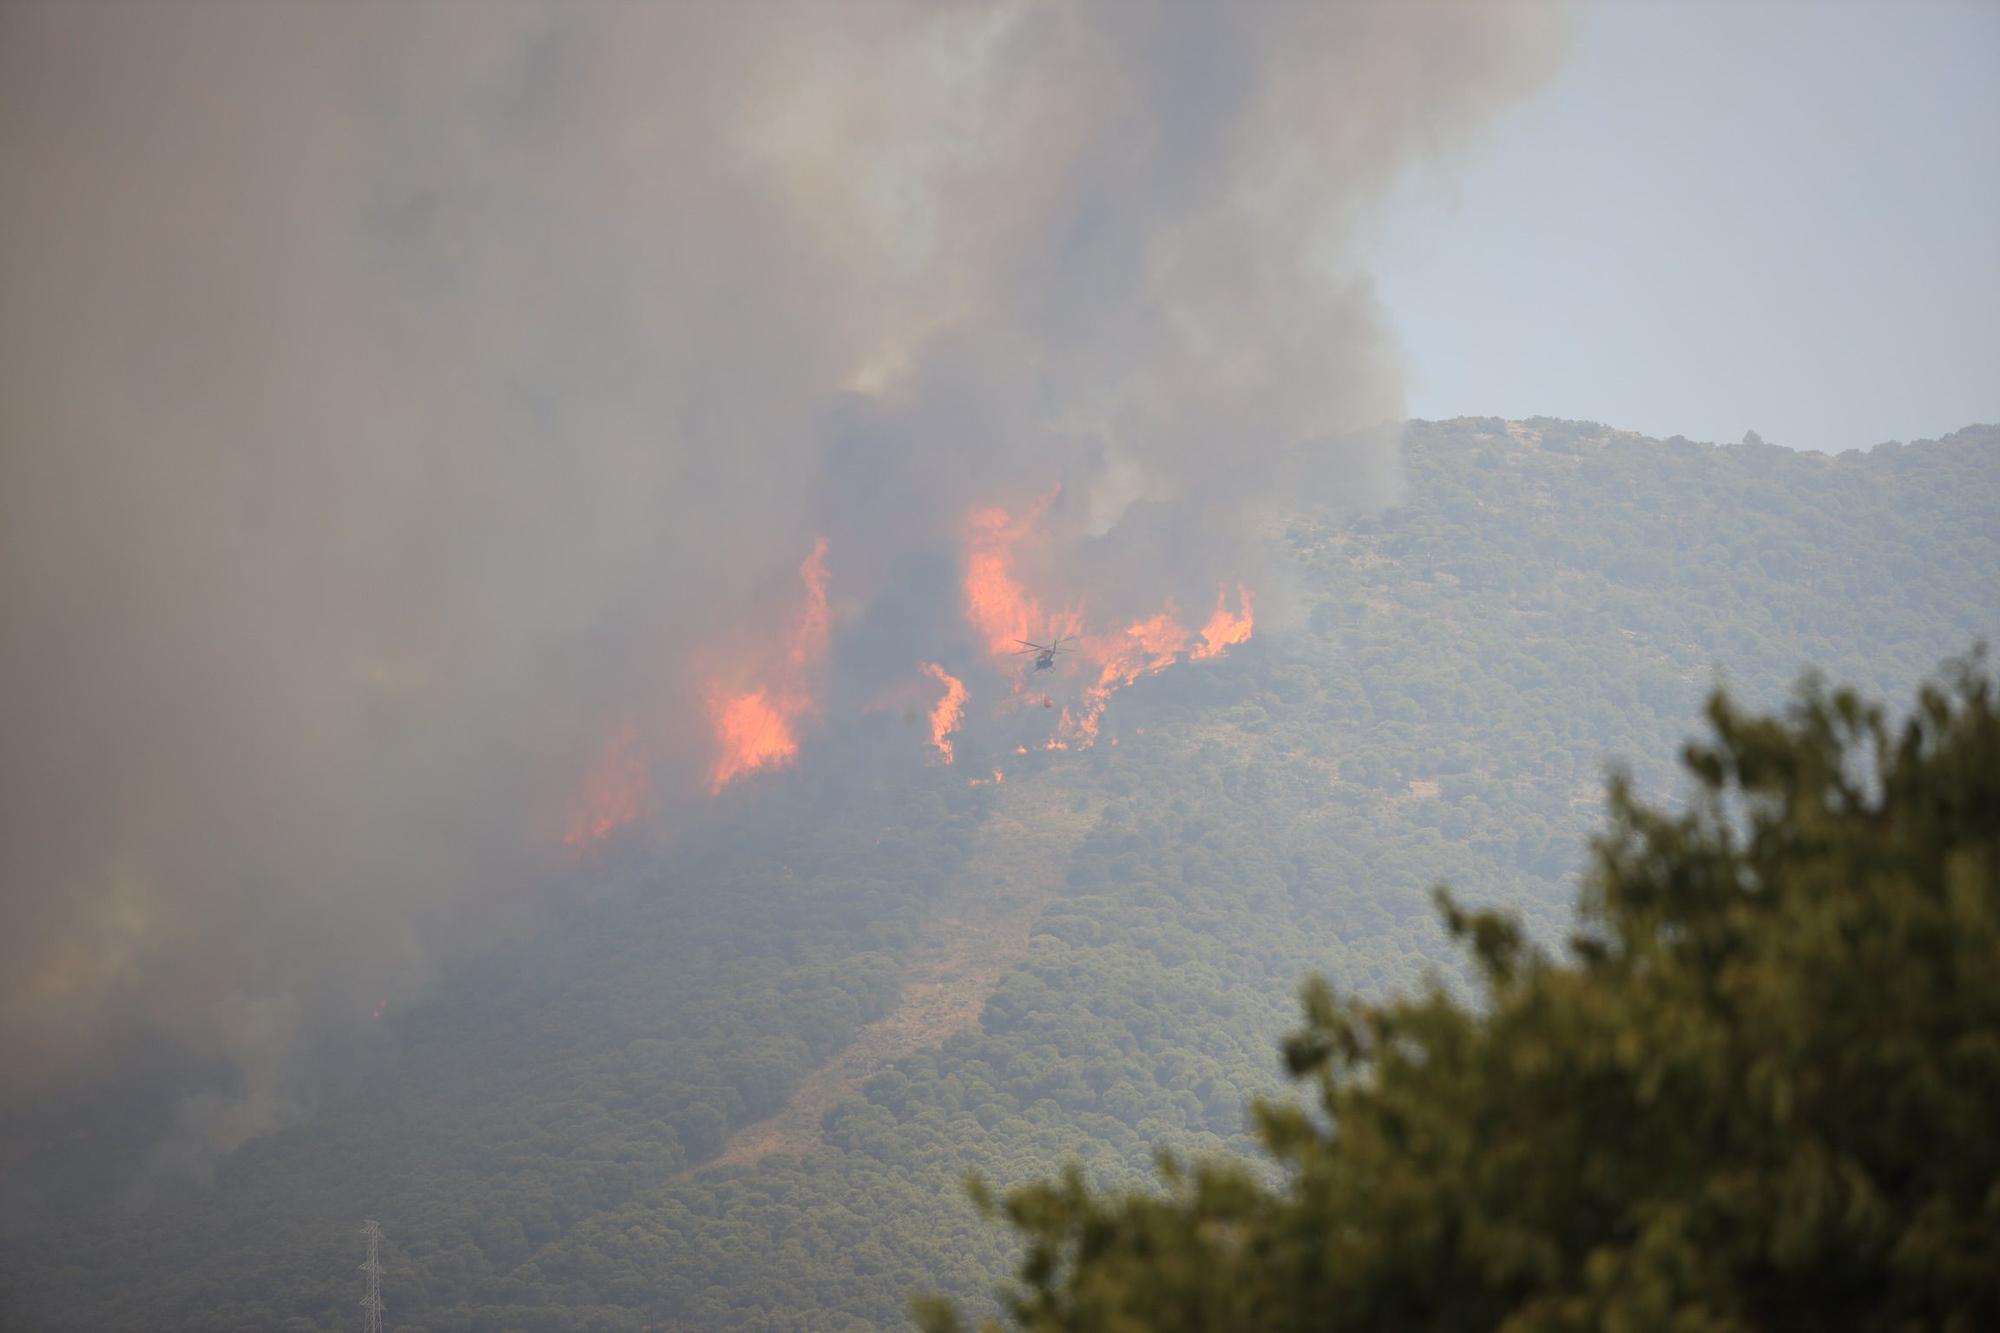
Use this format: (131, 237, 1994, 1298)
(708, 777, 1095, 1169)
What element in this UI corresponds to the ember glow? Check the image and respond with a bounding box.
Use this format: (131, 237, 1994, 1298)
(920, 663, 968, 764)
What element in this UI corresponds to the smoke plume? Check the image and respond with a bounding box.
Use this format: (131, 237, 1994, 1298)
(0, 1, 1567, 1161)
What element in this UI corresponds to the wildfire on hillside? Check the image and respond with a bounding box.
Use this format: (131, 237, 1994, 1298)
(707, 537, 830, 793)
(962, 497, 1256, 751)
(920, 663, 968, 764)
(1195, 586, 1255, 659)
(562, 500, 1254, 851)
(707, 687, 809, 794)
(564, 722, 652, 850)
(961, 492, 1080, 660)
(563, 538, 834, 848)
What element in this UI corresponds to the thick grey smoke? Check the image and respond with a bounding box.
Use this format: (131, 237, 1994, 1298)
(0, 1, 1567, 1160)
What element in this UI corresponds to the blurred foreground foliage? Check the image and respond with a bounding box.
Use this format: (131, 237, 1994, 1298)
(922, 661, 2000, 1332)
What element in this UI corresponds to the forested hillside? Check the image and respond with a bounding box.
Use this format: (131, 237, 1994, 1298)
(921, 656, 2000, 1331)
(4, 419, 1995, 1331)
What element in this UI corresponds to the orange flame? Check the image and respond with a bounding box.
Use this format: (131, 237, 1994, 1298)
(709, 688, 806, 793)
(708, 539, 832, 793)
(968, 767, 1005, 787)
(919, 662, 967, 764)
(958, 496, 1256, 752)
(565, 722, 652, 849)
(1057, 608, 1187, 747)
(1091, 608, 1191, 685)
(962, 493, 1077, 658)
(1055, 586, 1255, 748)
(1193, 584, 1254, 659)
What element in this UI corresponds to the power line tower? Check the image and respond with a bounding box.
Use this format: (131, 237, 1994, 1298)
(359, 1219, 385, 1333)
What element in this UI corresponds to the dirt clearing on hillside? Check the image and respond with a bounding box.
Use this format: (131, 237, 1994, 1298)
(709, 778, 1095, 1169)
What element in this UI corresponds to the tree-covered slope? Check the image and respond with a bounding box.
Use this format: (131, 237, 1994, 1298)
(923, 659, 2000, 1333)
(4, 420, 1994, 1331)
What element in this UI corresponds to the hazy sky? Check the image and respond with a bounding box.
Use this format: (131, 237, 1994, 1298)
(1372, 0, 1999, 452)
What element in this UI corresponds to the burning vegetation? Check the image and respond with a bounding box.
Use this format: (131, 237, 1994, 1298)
(962, 498, 1257, 752)
(563, 723, 652, 850)
(562, 502, 1255, 850)
(920, 663, 968, 765)
(712, 536, 828, 792)
(707, 538, 832, 794)
(564, 538, 837, 847)
(961, 493, 1079, 660)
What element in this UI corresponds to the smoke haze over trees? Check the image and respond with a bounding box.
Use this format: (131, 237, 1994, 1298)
(4, 4, 1996, 1331)
(0, 1, 1565, 1153)
(3, 418, 1993, 1330)
(924, 655, 2000, 1332)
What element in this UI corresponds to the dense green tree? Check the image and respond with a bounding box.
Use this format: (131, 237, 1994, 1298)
(927, 661, 2000, 1332)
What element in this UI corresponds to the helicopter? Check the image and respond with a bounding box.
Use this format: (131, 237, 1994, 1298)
(1014, 635, 1073, 671)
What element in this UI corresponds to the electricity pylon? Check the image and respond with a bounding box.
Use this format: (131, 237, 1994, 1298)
(359, 1219, 385, 1333)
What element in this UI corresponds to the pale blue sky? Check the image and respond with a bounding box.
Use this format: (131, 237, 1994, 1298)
(1372, 0, 1999, 452)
